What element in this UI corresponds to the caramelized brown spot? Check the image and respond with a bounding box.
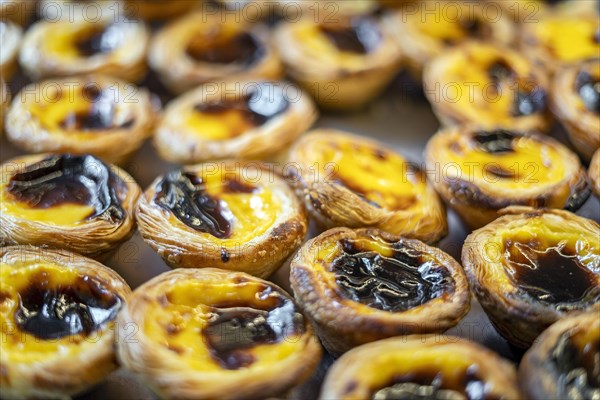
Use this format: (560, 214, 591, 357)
(222, 179, 258, 194)
(74, 24, 120, 57)
(186, 32, 264, 66)
(485, 164, 516, 179)
(504, 241, 599, 310)
(7, 154, 125, 222)
(203, 292, 304, 370)
(320, 19, 381, 54)
(472, 129, 518, 154)
(220, 248, 230, 263)
(0, 292, 10, 303)
(14, 270, 121, 340)
(166, 344, 184, 354)
(332, 239, 454, 312)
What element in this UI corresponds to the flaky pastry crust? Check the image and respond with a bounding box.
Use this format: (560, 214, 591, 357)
(590, 149, 600, 198)
(0, 246, 131, 400)
(290, 228, 471, 354)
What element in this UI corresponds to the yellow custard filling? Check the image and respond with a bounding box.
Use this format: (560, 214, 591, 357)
(531, 16, 599, 63)
(43, 23, 117, 60)
(306, 137, 426, 211)
(0, 263, 114, 363)
(440, 46, 535, 124)
(166, 170, 282, 245)
(143, 279, 304, 372)
(444, 134, 567, 190)
(184, 108, 256, 141)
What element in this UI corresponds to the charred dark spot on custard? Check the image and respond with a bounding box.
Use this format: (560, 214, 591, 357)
(472, 129, 519, 154)
(484, 164, 517, 179)
(153, 170, 233, 238)
(202, 291, 305, 370)
(60, 85, 134, 132)
(14, 270, 122, 340)
(186, 31, 265, 67)
(371, 366, 498, 400)
(575, 70, 600, 114)
(166, 344, 184, 355)
(193, 82, 289, 127)
(320, 18, 381, 54)
(7, 154, 126, 222)
(331, 238, 454, 312)
(488, 60, 516, 82)
(564, 175, 591, 213)
(503, 240, 599, 310)
(222, 179, 258, 194)
(74, 24, 121, 57)
(550, 330, 600, 399)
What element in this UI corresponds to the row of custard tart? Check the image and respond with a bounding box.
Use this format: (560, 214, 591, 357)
(0, 246, 322, 400)
(3, 76, 317, 165)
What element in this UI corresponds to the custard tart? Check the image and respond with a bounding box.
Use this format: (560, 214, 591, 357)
(149, 13, 283, 94)
(462, 207, 600, 348)
(0, 153, 141, 260)
(286, 130, 447, 243)
(124, 0, 200, 21)
(551, 58, 600, 162)
(274, 15, 402, 110)
(519, 311, 600, 400)
(290, 228, 471, 355)
(137, 161, 307, 278)
(520, 8, 600, 75)
(424, 125, 590, 229)
(117, 268, 322, 400)
(0, 0, 35, 25)
(0, 20, 21, 80)
(423, 41, 551, 132)
(6, 75, 157, 165)
(0, 246, 131, 400)
(385, 1, 515, 79)
(591, 149, 600, 198)
(154, 80, 317, 164)
(19, 16, 149, 81)
(320, 335, 522, 399)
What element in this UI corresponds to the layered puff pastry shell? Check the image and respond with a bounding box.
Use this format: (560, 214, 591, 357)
(424, 125, 590, 229)
(290, 228, 471, 354)
(6, 75, 157, 165)
(149, 12, 283, 94)
(117, 268, 322, 400)
(0, 20, 22, 80)
(0, 246, 131, 400)
(0, 153, 141, 260)
(423, 41, 551, 132)
(136, 161, 307, 278)
(462, 207, 600, 348)
(19, 14, 149, 81)
(385, 0, 516, 78)
(519, 311, 600, 400)
(274, 14, 402, 110)
(286, 130, 447, 243)
(154, 80, 317, 164)
(551, 58, 600, 162)
(320, 335, 522, 399)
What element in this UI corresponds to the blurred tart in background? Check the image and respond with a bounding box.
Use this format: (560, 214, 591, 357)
(6, 75, 157, 165)
(275, 14, 402, 110)
(462, 207, 600, 348)
(117, 268, 322, 400)
(19, 15, 149, 81)
(137, 161, 307, 278)
(0, 19, 21, 80)
(290, 228, 470, 354)
(385, 0, 515, 79)
(0, 0, 35, 25)
(286, 129, 447, 243)
(154, 80, 317, 164)
(0, 246, 131, 400)
(424, 125, 590, 229)
(320, 336, 522, 399)
(423, 41, 551, 132)
(0, 153, 140, 259)
(551, 58, 600, 162)
(149, 12, 283, 94)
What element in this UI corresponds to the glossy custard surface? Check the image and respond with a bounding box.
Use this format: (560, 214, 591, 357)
(143, 278, 305, 371)
(301, 136, 426, 211)
(0, 262, 121, 363)
(152, 167, 282, 244)
(184, 83, 289, 140)
(1, 155, 125, 226)
(529, 16, 599, 63)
